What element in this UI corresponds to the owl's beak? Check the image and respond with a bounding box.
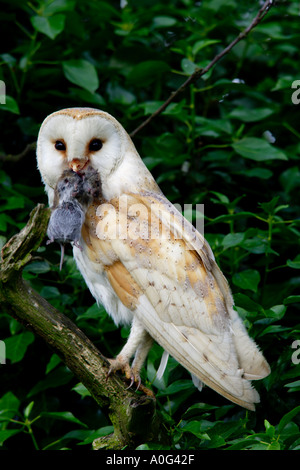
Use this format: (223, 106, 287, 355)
(69, 158, 89, 172)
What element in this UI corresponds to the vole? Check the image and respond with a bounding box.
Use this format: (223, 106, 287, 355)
(47, 167, 101, 270)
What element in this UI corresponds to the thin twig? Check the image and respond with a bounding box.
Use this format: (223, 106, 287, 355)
(130, 0, 274, 138)
(0, 142, 36, 162)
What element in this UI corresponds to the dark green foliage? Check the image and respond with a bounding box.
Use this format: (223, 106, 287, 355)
(0, 0, 299, 450)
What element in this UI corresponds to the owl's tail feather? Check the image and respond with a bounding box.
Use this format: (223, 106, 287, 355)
(211, 263, 271, 381)
(156, 350, 169, 380)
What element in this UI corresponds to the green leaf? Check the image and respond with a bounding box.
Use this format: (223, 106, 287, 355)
(232, 138, 287, 161)
(222, 233, 244, 250)
(60, 429, 96, 444)
(284, 380, 300, 392)
(261, 325, 291, 335)
(272, 75, 295, 91)
(152, 16, 177, 28)
(264, 196, 284, 217)
(278, 406, 300, 433)
(183, 403, 218, 417)
(72, 383, 91, 398)
(136, 443, 167, 451)
(234, 293, 261, 313)
(264, 419, 276, 438)
(287, 255, 300, 269)
(4, 332, 35, 363)
(0, 53, 16, 68)
(106, 82, 136, 105)
(232, 269, 260, 293)
(76, 302, 106, 320)
(284, 295, 300, 305)
(78, 426, 114, 445)
(40, 411, 87, 428)
(23, 261, 51, 274)
(243, 168, 273, 179)
(0, 429, 22, 446)
(24, 401, 35, 419)
(45, 354, 61, 374)
(180, 420, 211, 440)
(27, 366, 73, 397)
(43, 0, 76, 15)
(181, 58, 198, 75)
(0, 96, 20, 114)
(68, 87, 106, 106)
(62, 59, 99, 93)
(0, 196, 25, 211)
(210, 191, 230, 204)
(127, 61, 170, 86)
(280, 166, 300, 193)
(192, 39, 221, 56)
(31, 14, 66, 40)
(0, 392, 20, 417)
(229, 107, 275, 122)
(158, 380, 194, 396)
(208, 212, 256, 227)
(40, 286, 61, 299)
(163, 100, 187, 117)
(265, 304, 286, 320)
(226, 438, 261, 450)
(255, 22, 286, 40)
(142, 101, 163, 115)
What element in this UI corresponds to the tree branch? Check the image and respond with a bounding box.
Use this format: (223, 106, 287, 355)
(0, 204, 167, 450)
(0, 142, 36, 163)
(130, 0, 274, 138)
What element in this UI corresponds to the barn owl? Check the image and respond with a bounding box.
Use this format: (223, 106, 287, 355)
(37, 107, 270, 410)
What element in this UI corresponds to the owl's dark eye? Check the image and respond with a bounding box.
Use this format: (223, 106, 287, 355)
(89, 139, 103, 152)
(55, 140, 66, 151)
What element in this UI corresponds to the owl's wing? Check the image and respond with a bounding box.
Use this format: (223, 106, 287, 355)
(85, 192, 270, 410)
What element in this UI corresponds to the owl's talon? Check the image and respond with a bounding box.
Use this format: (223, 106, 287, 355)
(133, 374, 142, 391)
(136, 379, 141, 391)
(106, 357, 153, 397)
(126, 376, 135, 390)
(106, 357, 131, 382)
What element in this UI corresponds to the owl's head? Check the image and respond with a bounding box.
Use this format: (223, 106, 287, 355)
(37, 107, 156, 204)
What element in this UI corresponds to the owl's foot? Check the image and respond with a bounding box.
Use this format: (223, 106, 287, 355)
(106, 356, 154, 398)
(107, 356, 132, 382)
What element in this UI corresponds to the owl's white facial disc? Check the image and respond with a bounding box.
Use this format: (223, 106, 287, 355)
(37, 107, 158, 204)
(37, 108, 127, 190)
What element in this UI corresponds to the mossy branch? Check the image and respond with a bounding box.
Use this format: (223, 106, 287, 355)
(0, 204, 167, 450)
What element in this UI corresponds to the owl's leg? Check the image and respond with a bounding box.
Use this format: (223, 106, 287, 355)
(130, 333, 153, 393)
(107, 317, 153, 395)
